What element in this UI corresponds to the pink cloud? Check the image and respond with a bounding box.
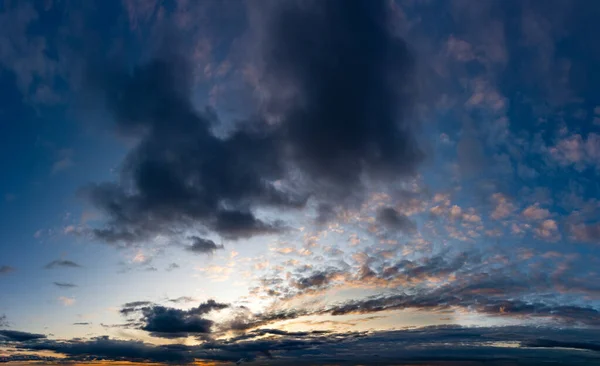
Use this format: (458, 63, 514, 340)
(570, 223, 600, 244)
(522, 204, 550, 220)
(491, 193, 515, 220)
(534, 220, 561, 242)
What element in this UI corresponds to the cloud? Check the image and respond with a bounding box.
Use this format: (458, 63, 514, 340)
(59, 296, 76, 306)
(22, 336, 194, 363)
(376, 207, 417, 233)
(11, 325, 600, 365)
(0, 315, 7, 327)
(571, 222, 600, 244)
(293, 270, 341, 291)
(53, 282, 77, 288)
(51, 148, 74, 174)
(44, 259, 82, 269)
(0, 330, 46, 342)
(522, 204, 550, 220)
(533, 219, 561, 241)
(490, 193, 516, 220)
(0, 265, 15, 275)
(186, 236, 224, 254)
(120, 301, 153, 316)
(0, 2, 63, 104)
(166, 262, 180, 271)
(84, 0, 421, 246)
(548, 133, 600, 171)
(168, 296, 196, 304)
(120, 299, 229, 338)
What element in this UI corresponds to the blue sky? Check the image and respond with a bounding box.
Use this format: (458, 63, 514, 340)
(2, 0, 600, 364)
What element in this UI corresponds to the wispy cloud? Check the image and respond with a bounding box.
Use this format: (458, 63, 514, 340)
(0, 265, 15, 275)
(44, 260, 82, 269)
(58, 296, 75, 306)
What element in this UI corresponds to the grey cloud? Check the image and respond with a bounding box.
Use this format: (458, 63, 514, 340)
(376, 207, 417, 233)
(85, 0, 422, 246)
(54, 282, 77, 288)
(294, 270, 341, 291)
(186, 236, 223, 254)
(44, 260, 82, 269)
(166, 263, 180, 271)
(120, 301, 153, 316)
(22, 336, 194, 364)
(0, 330, 46, 342)
(324, 286, 600, 327)
(12, 325, 600, 365)
(120, 300, 229, 338)
(168, 296, 196, 303)
(0, 314, 7, 327)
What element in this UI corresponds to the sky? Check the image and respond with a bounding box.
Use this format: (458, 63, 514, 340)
(2, 0, 600, 364)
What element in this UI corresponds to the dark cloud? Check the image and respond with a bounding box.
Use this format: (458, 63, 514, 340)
(186, 236, 223, 254)
(54, 282, 77, 288)
(293, 270, 341, 291)
(13, 325, 600, 365)
(141, 307, 214, 338)
(0, 265, 15, 275)
(120, 301, 153, 316)
(376, 207, 417, 233)
(0, 314, 7, 327)
(257, 0, 421, 195)
(121, 300, 229, 338)
(23, 336, 194, 364)
(0, 330, 46, 342)
(84, 56, 297, 244)
(85, 0, 421, 246)
(44, 260, 82, 269)
(73, 322, 90, 326)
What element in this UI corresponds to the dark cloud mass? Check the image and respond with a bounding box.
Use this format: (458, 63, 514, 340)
(121, 300, 229, 338)
(23, 336, 193, 363)
(0, 330, 46, 342)
(259, 0, 420, 190)
(85, 0, 421, 245)
(10, 326, 600, 365)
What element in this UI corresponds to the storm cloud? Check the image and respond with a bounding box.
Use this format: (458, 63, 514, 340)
(85, 0, 421, 246)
